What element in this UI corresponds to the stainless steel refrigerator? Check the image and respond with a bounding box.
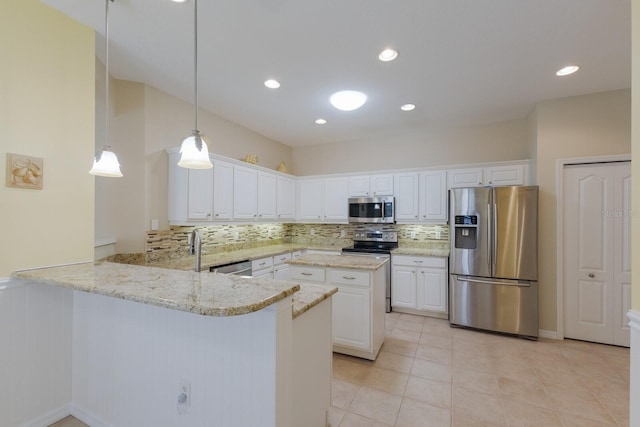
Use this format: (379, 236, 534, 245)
(449, 186, 539, 338)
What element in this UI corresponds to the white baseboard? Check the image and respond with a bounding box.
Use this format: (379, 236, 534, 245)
(538, 329, 560, 340)
(628, 310, 639, 427)
(17, 404, 70, 427)
(71, 403, 112, 427)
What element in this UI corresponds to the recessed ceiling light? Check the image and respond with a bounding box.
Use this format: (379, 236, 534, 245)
(378, 48, 398, 62)
(556, 65, 580, 76)
(171, 0, 188, 3)
(264, 79, 280, 89)
(315, 119, 327, 125)
(400, 104, 415, 111)
(329, 90, 367, 111)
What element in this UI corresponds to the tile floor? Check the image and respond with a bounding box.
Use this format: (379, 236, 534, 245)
(329, 312, 630, 427)
(49, 312, 631, 427)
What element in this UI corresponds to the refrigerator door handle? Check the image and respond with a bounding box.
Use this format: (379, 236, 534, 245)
(492, 201, 498, 272)
(487, 203, 492, 273)
(458, 276, 532, 287)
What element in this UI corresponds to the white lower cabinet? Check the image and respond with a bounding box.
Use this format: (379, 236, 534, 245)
(290, 265, 385, 360)
(391, 255, 448, 318)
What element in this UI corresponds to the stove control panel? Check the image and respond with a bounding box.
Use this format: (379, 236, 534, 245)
(353, 230, 398, 243)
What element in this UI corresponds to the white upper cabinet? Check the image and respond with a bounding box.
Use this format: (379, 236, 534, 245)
(298, 176, 348, 222)
(276, 176, 296, 220)
(394, 173, 420, 221)
(212, 160, 233, 220)
(233, 165, 259, 220)
(187, 168, 213, 220)
(447, 163, 528, 189)
(447, 167, 484, 188)
(348, 174, 394, 197)
(257, 172, 277, 220)
(419, 171, 447, 221)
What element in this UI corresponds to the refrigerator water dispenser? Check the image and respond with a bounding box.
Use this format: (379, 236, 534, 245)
(454, 215, 478, 249)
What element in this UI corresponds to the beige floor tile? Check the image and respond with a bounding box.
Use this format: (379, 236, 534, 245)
(333, 356, 372, 384)
(404, 375, 452, 409)
(497, 376, 554, 410)
(395, 319, 424, 332)
(557, 411, 617, 427)
(547, 389, 617, 425)
(332, 379, 361, 409)
(452, 367, 501, 396)
(349, 386, 402, 426)
(380, 337, 418, 357)
(328, 406, 346, 427)
(501, 399, 563, 427)
(422, 323, 454, 338)
(395, 397, 451, 427)
(451, 327, 488, 344)
(48, 417, 88, 427)
(415, 343, 452, 366)
(339, 412, 394, 427)
(387, 328, 422, 343)
(451, 410, 498, 427)
(452, 338, 491, 356)
(373, 350, 414, 374)
(363, 366, 409, 396)
(452, 351, 496, 374)
(419, 332, 453, 350)
(411, 358, 452, 383)
(452, 385, 508, 426)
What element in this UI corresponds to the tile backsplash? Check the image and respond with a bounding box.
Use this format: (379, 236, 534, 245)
(145, 223, 448, 261)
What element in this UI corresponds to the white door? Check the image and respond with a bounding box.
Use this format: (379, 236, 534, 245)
(257, 172, 277, 220)
(419, 171, 447, 221)
(391, 266, 416, 309)
(323, 177, 348, 221)
(233, 165, 258, 220)
(394, 173, 419, 221)
(563, 162, 631, 346)
(212, 160, 233, 220)
(187, 168, 213, 220)
(332, 287, 370, 351)
(416, 267, 448, 313)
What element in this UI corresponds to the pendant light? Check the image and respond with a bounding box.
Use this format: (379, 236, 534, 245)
(90, 0, 123, 177)
(178, 0, 213, 169)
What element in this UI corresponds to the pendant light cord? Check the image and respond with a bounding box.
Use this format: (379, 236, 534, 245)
(193, 0, 198, 133)
(104, 0, 112, 152)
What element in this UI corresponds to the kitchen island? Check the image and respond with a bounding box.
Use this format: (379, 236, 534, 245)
(288, 253, 388, 360)
(9, 262, 336, 427)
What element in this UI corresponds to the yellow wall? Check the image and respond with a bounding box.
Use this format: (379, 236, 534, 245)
(0, 0, 95, 276)
(533, 90, 631, 331)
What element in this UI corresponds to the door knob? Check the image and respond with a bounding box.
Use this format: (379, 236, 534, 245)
(588, 273, 595, 278)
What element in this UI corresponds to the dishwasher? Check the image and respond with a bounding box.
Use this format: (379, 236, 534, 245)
(209, 260, 252, 276)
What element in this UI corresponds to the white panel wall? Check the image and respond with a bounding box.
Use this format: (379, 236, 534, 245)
(0, 279, 73, 427)
(71, 290, 292, 427)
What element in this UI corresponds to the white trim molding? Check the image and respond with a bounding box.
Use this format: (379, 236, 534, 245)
(538, 329, 560, 340)
(628, 310, 640, 427)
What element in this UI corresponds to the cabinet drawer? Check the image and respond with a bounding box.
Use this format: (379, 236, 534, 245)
(273, 252, 292, 265)
(252, 256, 274, 271)
(392, 255, 446, 269)
(290, 266, 326, 283)
(328, 269, 370, 287)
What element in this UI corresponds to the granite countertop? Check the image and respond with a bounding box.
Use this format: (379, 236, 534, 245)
(392, 241, 450, 257)
(288, 253, 389, 270)
(149, 243, 344, 272)
(11, 261, 301, 317)
(293, 283, 337, 319)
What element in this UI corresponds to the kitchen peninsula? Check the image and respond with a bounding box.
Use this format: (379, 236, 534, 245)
(11, 261, 336, 427)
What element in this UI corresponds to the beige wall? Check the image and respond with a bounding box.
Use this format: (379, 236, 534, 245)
(0, 0, 95, 277)
(292, 119, 528, 175)
(533, 89, 631, 331)
(633, 0, 640, 311)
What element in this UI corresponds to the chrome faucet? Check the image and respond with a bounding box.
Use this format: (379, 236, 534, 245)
(189, 228, 202, 272)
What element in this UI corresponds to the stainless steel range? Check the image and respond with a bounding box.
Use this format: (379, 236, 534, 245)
(342, 228, 398, 312)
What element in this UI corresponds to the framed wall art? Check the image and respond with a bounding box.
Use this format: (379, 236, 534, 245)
(6, 153, 44, 190)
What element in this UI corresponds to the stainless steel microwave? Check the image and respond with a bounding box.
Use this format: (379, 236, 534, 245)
(348, 196, 395, 224)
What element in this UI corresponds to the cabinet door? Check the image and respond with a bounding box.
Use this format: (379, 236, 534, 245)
(298, 179, 323, 221)
(394, 173, 419, 221)
(276, 176, 296, 220)
(416, 267, 448, 313)
(252, 268, 273, 279)
(257, 172, 277, 220)
(187, 168, 213, 220)
(323, 177, 348, 221)
(332, 286, 371, 351)
(447, 168, 483, 188)
(233, 165, 258, 220)
(484, 164, 525, 186)
(212, 160, 233, 220)
(370, 174, 394, 196)
(420, 171, 447, 221)
(273, 264, 290, 280)
(348, 176, 370, 197)
(391, 266, 417, 309)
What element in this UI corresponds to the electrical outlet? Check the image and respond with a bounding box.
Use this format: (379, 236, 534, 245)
(151, 219, 159, 231)
(410, 231, 416, 239)
(340, 229, 346, 238)
(310, 228, 315, 236)
(177, 379, 191, 414)
(234, 231, 239, 240)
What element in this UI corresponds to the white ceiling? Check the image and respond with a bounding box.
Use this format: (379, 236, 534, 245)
(43, 0, 630, 147)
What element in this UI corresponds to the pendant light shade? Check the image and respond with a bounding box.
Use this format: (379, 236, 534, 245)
(178, 131, 212, 169)
(90, 0, 123, 177)
(89, 147, 123, 177)
(178, 0, 212, 169)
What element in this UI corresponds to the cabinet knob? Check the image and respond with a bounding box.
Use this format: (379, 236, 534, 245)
(342, 276, 356, 280)
(489, 181, 492, 184)
(215, 213, 219, 217)
(478, 182, 482, 185)
(301, 272, 312, 276)
(259, 214, 262, 217)
(207, 213, 211, 217)
(588, 273, 595, 278)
